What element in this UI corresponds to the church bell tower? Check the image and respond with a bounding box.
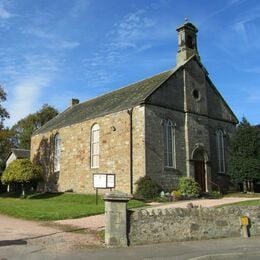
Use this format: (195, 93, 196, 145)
(176, 21, 200, 65)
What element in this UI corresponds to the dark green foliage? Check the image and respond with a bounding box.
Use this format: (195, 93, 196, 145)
(0, 128, 13, 170)
(208, 191, 222, 199)
(0, 86, 9, 129)
(0, 86, 10, 168)
(228, 118, 260, 192)
(134, 176, 161, 200)
(1, 159, 43, 184)
(12, 104, 58, 149)
(177, 177, 201, 198)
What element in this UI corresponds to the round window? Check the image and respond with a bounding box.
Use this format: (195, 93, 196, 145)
(192, 89, 200, 100)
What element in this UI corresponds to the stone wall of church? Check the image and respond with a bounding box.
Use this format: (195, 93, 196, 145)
(144, 59, 237, 192)
(145, 104, 186, 191)
(208, 118, 236, 192)
(31, 106, 145, 194)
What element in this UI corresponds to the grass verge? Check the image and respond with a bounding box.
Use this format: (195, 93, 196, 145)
(224, 192, 260, 198)
(217, 199, 260, 208)
(0, 192, 146, 220)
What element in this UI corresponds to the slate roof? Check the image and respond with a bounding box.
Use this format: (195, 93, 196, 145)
(34, 68, 175, 135)
(7, 149, 30, 161)
(33, 55, 238, 136)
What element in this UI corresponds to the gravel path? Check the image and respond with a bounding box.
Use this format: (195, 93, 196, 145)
(0, 214, 102, 254)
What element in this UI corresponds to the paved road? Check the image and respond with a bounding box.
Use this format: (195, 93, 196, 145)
(1, 235, 260, 259)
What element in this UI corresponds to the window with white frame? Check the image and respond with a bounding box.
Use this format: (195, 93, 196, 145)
(54, 133, 61, 172)
(216, 129, 225, 173)
(91, 124, 100, 168)
(164, 119, 176, 168)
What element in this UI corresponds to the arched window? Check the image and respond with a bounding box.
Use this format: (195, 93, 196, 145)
(54, 133, 61, 172)
(164, 120, 176, 168)
(91, 124, 100, 168)
(216, 129, 225, 173)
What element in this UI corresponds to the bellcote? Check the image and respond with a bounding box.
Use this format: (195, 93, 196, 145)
(176, 21, 200, 65)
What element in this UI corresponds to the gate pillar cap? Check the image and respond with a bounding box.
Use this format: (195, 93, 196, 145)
(104, 190, 133, 202)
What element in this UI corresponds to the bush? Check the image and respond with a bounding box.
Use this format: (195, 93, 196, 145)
(171, 190, 182, 200)
(177, 177, 201, 198)
(208, 191, 222, 199)
(134, 176, 161, 200)
(1, 159, 43, 195)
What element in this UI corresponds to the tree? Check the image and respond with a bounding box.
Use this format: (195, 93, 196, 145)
(0, 86, 10, 170)
(0, 128, 13, 170)
(12, 104, 58, 149)
(228, 118, 260, 192)
(0, 86, 9, 129)
(1, 159, 43, 195)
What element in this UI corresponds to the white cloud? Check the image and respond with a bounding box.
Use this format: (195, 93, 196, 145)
(59, 40, 80, 49)
(2, 51, 61, 127)
(244, 88, 260, 104)
(0, 3, 11, 19)
(6, 76, 51, 126)
(70, 0, 89, 18)
(21, 26, 80, 50)
(81, 3, 175, 88)
(109, 9, 155, 50)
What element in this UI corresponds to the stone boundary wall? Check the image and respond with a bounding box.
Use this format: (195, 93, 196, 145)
(128, 206, 260, 245)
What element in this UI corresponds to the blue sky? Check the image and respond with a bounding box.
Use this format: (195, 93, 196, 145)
(0, 0, 259, 127)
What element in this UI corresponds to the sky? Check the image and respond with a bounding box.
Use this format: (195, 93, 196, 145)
(0, 0, 259, 127)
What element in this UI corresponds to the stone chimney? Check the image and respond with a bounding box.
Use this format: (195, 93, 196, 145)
(70, 98, 79, 107)
(176, 21, 200, 66)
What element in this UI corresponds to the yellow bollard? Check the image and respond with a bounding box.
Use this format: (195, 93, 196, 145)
(240, 216, 249, 238)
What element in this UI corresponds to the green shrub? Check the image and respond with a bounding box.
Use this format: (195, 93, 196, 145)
(134, 176, 161, 200)
(208, 191, 222, 198)
(177, 177, 201, 198)
(171, 190, 182, 200)
(1, 159, 43, 186)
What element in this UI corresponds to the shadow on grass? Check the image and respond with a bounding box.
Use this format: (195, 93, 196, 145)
(28, 192, 64, 200)
(0, 192, 64, 200)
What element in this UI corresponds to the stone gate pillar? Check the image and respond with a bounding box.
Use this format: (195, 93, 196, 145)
(104, 191, 132, 247)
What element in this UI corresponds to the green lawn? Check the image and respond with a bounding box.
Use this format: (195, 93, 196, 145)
(217, 199, 260, 208)
(0, 193, 146, 220)
(224, 192, 260, 198)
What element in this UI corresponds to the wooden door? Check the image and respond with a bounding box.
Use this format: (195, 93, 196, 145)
(194, 161, 206, 192)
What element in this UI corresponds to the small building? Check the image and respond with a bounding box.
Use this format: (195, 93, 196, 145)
(31, 22, 238, 194)
(6, 148, 30, 167)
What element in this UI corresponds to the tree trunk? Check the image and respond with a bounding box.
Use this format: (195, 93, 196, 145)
(243, 181, 247, 193)
(21, 183, 25, 196)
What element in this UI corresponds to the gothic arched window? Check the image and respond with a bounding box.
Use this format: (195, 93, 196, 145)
(216, 129, 225, 173)
(54, 133, 61, 172)
(91, 124, 100, 168)
(164, 120, 176, 168)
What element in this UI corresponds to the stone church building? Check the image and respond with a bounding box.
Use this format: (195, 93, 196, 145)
(31, 22, 238, 194)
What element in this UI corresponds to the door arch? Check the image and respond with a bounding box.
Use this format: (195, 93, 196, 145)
(191, 147, 208, 192)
